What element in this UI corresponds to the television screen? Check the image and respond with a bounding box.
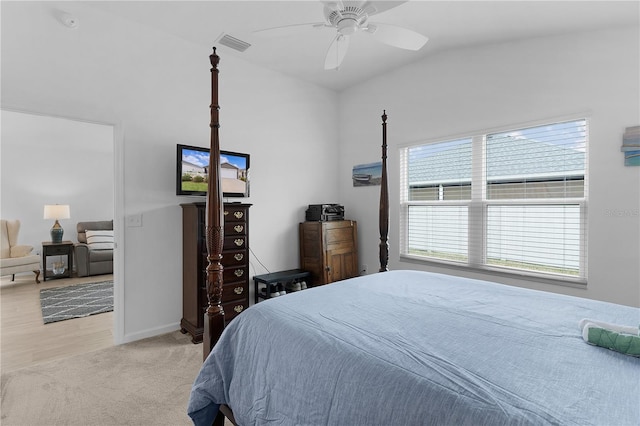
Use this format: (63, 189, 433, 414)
(177, 144, 250, 197)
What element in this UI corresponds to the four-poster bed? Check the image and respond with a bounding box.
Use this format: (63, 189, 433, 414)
(202, 47, 226, 357)
(199, 48, 393, 360)
(189, 47, 640, 426)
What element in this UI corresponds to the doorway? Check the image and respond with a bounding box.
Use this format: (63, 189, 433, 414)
(0, 109, 118, 371)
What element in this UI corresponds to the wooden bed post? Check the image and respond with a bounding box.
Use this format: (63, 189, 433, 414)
(379, 110, 389, 272)
(203, 47, 225, 360)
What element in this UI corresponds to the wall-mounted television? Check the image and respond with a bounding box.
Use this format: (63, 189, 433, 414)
(176, 144, 250, 198)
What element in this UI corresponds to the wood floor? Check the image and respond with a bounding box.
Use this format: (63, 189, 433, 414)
(1, 272, 114, 373)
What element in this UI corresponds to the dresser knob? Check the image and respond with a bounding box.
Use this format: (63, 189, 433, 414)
(234, 253, 244, 261)
(234, 269, 244, 277)
(234, 211, 244, 219)
(234, 305, 244, 313)
(234, 286, 244, 295)
(233, 225, 244, 233)
(234, 238, 244, 247)
(223, 210, 229, 216)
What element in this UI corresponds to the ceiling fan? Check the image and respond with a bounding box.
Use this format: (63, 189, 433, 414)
(253, 1, 428, 70)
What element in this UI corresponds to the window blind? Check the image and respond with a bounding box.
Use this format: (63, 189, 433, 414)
(486, 204, 583, 276)
(401, 118, 588, 281)
(408, 205, 469, 262)
(403, 138, 472, 262)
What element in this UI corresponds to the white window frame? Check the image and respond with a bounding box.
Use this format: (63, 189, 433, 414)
(400, 117, 589, 285)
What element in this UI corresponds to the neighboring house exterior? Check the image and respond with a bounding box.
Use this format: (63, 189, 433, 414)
(184, 159, 244, 181)
(408, 135, 585, 196)
(182, 160, 207, 178)
(221, 162, 240, 180)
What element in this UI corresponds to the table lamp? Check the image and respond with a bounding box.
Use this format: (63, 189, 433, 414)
(44, 204, 70, 243)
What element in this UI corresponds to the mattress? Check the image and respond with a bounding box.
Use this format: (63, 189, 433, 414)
(188, 270, 640, 425)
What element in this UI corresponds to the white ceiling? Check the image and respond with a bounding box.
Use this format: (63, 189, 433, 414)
(87, 1, 640, 92)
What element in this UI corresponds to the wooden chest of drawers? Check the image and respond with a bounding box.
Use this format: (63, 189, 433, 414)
(299, 220, 358, 286)
(180, 202, 251, 343)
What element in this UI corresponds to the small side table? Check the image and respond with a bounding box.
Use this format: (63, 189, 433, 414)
(253, 269, 311, 304)
(42, 241, 74, 281)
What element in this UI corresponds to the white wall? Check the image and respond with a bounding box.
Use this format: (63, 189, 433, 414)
(3, 2, 638, 348)
(1, 2, 340, 343)
(339, 27, 640, 307)
(0, 110, 114, 270)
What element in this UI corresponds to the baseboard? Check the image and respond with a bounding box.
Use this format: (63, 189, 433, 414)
(120, 322, 181, 344)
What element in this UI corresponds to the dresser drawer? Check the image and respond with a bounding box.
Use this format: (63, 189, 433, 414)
(224, 236, 246, 250)
(222, 249, 247, 267)
(198, 283, 248, 316)
(223, 206, 247, 222)
(224, 222, 246, 236)
(201, 250, 247, 268)
(46, 244, 72, 256)
(223, 265, 247, 283)
(223, 280, 247, 301)
(222, 298, 248, 321)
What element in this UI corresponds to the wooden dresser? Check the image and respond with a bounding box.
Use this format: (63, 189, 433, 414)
(299, 220, 358, 286)
(181, 202, 251, 343)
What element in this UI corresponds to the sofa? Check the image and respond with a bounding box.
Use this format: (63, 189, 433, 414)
(74, 220, 113, 277)
(1, 219, 41, 283)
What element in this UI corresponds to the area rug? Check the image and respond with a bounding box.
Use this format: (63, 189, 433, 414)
(40, 280, 113, 324)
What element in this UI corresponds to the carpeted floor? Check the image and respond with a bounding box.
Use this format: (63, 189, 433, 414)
(0, 330, 207, 426)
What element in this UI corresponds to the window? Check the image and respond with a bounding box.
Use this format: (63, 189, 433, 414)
(400, 118, 588, 282)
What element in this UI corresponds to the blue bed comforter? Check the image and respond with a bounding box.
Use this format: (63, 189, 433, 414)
(188, 270, 640, 425)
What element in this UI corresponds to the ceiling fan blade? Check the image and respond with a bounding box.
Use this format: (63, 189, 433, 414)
(253, 22, 327, 38)
(321, 1, 345, 13)
(361, 1, 408, 17)
(324, 34, 350, 70)
(365, 22, 428, 50)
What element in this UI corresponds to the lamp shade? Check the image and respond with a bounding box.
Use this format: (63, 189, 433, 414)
(44, 204, 71, 220)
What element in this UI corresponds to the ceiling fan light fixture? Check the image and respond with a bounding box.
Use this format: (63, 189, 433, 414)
(337, 18, 358, 35)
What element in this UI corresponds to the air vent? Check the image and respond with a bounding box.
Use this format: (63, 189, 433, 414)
(217, 34, 251, 52)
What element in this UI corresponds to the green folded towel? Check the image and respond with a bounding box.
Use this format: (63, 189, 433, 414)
(580, 319, 640, 357)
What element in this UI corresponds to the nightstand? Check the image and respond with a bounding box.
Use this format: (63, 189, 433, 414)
(42, 241, 74, 281)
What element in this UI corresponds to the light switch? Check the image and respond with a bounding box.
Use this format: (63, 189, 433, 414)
(126, 214, 142, 227)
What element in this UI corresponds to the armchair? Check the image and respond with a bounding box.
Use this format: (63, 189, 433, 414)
(1, 219, 41, 283)
(75, 220, 113, 277)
